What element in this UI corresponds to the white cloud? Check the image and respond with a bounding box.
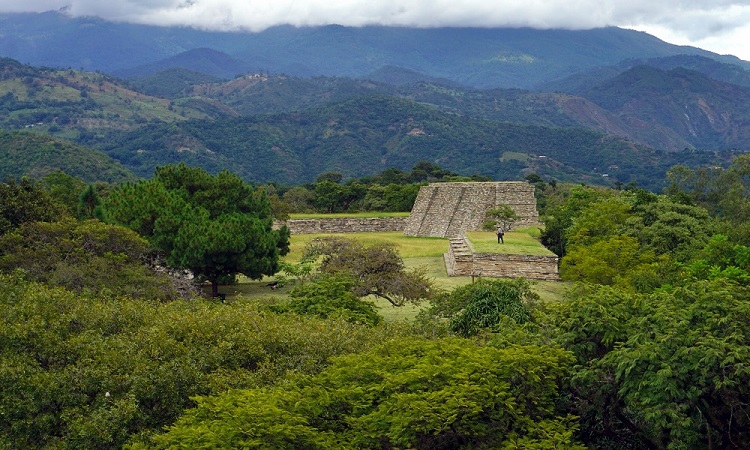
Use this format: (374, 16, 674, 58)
(1, 0, 749, 61)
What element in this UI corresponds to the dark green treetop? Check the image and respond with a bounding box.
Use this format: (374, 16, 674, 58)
(105, 163, 290, 296)
(0, 177, 66, 235)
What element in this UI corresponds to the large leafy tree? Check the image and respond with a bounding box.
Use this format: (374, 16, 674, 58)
(304, 237, 433, 306)
(105, 164, 290, 296)
(38, 170, 87, 217)
(667, 155, 750, 245)
(420, 278, 538, 337)
(553, 280, 750, 449)
(483, 204, 520, 232)
(539, 184, 612, 256)
(277, 274, 382, 327)
(549, 188, 714, 290)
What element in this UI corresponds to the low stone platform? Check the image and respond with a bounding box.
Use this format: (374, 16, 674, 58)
(445, 236, 559, 281)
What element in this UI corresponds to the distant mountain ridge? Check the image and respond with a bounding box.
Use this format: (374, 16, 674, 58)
(1, 11, 748, 89)
(578, 65, 750, 150)
(115, 48, 254, 80)
(91, 94, 727, 189)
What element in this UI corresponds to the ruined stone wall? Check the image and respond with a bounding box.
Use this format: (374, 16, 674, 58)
(469, 254, 560, 281)
(404, 182, 538, 238)
(277, 217, 408, 234)
(445, 237, 559, 281)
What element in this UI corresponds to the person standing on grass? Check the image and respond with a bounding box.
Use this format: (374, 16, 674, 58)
(496, 227, 505, 244)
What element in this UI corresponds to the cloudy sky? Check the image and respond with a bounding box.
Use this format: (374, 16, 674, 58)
(2, 0, 749, 61)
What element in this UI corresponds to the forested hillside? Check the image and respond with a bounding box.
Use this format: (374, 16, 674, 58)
(0, 130, 135, 183)
(94, 95, 726, 189)
(0, 57, 222, 135)
(2, 55, 748, 189)
(579, 65, 750, 150)
(177, 70, 750, 152)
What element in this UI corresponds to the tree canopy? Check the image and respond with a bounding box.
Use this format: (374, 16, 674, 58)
(0, 177, 65, 235)
(0, 217, 191, 300)
(144, 337, 582, 450)
(104, 163, 290, 296)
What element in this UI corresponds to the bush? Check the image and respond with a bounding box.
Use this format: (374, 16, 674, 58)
(0, 218, 191, 300)
(421, 278, 538, 337)
(278, 274, 382, 326)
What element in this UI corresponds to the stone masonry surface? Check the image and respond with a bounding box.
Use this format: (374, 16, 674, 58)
(276, 217, 408, 234)
(445, 236, 559, 281)
(403, 182, 538, 238)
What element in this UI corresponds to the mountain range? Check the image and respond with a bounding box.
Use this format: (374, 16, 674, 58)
(2, 11, 748, 89)
(1, 11, 749, 189)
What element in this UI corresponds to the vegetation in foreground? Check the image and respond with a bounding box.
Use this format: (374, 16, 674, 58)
(2, 159, 750, 449)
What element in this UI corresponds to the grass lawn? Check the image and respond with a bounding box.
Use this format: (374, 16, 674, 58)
(466, 229, 554, 256)
(501, 151, 529, 162)
(534, 280, 571, 303)
(284, 231, 449, 261)
(218, 230, 566, 321)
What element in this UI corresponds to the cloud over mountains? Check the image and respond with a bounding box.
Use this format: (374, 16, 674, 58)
(2, 1, 749, 60)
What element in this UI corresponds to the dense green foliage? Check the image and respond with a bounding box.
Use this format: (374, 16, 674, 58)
(0, 177, 65, 235)
(2, 160, 750, 449)
(145, 337, 582, 449)
(539, 184, 720, 290)
(278, 274, 382, 327)
(276, 161, 482, 214)
(0, 273, 403, 449)
(421, 279, 538, 337)
(667, 154, 750, 244)
(555, 280, 750, 449)
(0, 218, 189, 301)
(105, 163, 290, 296)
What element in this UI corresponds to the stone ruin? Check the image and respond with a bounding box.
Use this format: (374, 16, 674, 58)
(403, 181, 539, 238)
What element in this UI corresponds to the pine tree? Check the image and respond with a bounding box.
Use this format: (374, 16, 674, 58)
(105, 164, 290, 296)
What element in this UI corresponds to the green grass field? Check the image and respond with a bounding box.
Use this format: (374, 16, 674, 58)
(218, 228, 567, 321)
(283, 231, 449, 261)
(466, 229, 555, 256)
